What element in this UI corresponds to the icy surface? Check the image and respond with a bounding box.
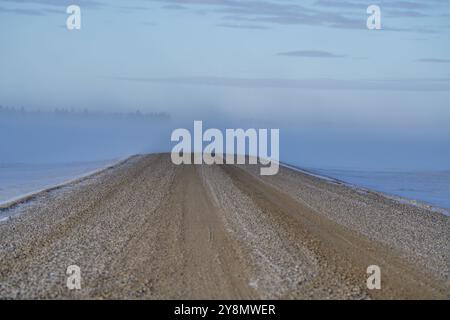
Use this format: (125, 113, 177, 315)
(285, 164, 450, 213)
(0, 160, 116, 204)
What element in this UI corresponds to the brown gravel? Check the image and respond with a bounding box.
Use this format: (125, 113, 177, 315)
(0, 154, 448, 299)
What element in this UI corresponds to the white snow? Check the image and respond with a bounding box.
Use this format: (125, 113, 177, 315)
(0, 159, 122, 207)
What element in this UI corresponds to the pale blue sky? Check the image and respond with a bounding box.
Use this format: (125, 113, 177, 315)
(1, 0, 450, 169)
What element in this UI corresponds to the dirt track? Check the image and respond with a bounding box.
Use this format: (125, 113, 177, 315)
(0, 154, 448, 299)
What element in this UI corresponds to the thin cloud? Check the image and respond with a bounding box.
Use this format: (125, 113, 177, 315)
(147, 0, 443, 32)
(278, 50, 346, 58)
(416, 58, 450, 63)
(2, 0, 103, 8)
(385, 10, 428, 18)
(148, 0, 365, 30)
(109, 76, 450, 91)
(0, 6, 44, 15)
(0, 0, 104, 16)
(217, 23, 269, 30)
(119, 6, 152, 12)
(161, 5, 188, 10)
(315, 0, 430, 10)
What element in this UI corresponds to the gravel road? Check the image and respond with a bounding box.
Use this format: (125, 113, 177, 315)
(0, 154, 448, 299)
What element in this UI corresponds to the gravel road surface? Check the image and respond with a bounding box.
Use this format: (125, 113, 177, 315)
(0, 154, 448, 299)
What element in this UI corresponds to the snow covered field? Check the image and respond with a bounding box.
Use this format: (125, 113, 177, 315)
(306, 167, 450, 212)
(0, 160, 117, 205)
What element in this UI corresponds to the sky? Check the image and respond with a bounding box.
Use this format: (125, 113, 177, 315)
(1, 0, 450, 169)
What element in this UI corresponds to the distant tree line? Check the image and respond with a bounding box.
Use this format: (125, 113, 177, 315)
(0, 105, 171, 120)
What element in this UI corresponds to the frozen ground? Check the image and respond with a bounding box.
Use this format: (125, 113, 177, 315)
(0, 154, 447, 299)
(2, 159, 449, 216)
(0, 160, 118, 205)
(298, 167, 450, 211)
